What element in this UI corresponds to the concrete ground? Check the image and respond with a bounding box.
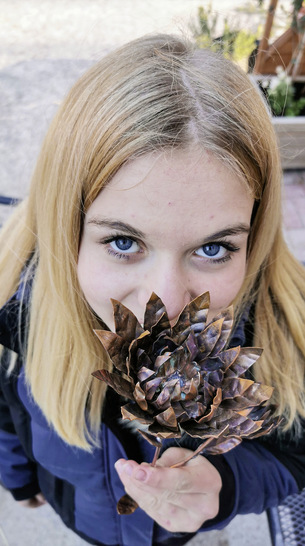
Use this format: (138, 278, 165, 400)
(0, 1, 304, 545)
(0, 482, 272, 546)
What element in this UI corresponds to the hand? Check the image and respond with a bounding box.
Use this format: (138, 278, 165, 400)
(115, 447, 222, 533)
(18, 493, 47, 508)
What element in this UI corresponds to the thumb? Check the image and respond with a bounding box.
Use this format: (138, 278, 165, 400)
(156, 447, 196, 468)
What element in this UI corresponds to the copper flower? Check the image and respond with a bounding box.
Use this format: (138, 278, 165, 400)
(92, 292, 279, 456)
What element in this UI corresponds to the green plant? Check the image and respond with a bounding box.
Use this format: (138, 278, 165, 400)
(236, 0, 266, 14)
(191, 5, 260, 63)
(261, 66, 305, 115)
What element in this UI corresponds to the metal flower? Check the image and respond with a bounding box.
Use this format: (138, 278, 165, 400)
(92, 292, 280, 457)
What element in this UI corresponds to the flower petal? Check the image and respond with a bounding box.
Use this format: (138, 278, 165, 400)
(226, 347, 263, 377)
(197, 318, 224, 358)
(172, 292, 210, 342)
(92, 370, 134, 399)
(94, 330, 129, 372)
(153, 384, 173, 410)
(155, 406, 178, 429)
(221, 377, 254, 400)
(148, 422, 181, 438)
(121, 403, 154, 424)
(181, 422, 229, 439)
(204, 436, 242, 454)
(144, 376, 163, 400)
(155, 347, 185, 378)
(181, 377, 199, 401)
(217, 346, 241, 372)
(172, 400, 205, 420)
(185, 331, 199, 360)
(138, 366, 155, 382)
(144, 293, 170, 332)
(128, 331, 151, 363)
(134, 382, 148, 411)
(209, 306, 234, 356)
(198, 346, 240, 377)
(111, 299, 143, 341)
(154, 352, 172, 372)
(242, 382, 274, 405)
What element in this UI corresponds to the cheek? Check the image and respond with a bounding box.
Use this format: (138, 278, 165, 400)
(77, 244, 112, 316)
(77, 243, 135, 326)
(207, 257, 247, 316)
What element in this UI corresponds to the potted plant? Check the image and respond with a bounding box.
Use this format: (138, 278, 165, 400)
(253, 0, 305, 168)
(258, 66, 305, 169)
(191, 2, 305, 169)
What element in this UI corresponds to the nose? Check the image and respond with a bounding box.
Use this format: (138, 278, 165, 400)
(137, 261, 194, 324)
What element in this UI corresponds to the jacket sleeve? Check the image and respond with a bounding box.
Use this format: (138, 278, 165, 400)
(162, 432, 299, 532)
(0, 347, 40, 501)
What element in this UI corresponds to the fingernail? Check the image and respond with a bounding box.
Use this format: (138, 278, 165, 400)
(135, 468, 147, 482)
(115, 460, 126, 474)
(123, 463, 133, 476)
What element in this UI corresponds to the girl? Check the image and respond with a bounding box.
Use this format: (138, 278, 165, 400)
(0, 34, 305, 546)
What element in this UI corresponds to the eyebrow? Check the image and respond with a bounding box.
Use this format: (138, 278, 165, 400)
(87, 217, 250, 242)
(201, 224, 250, 243)
(87, 218, 145, 238)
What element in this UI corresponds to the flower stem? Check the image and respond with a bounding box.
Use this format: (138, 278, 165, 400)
(151, 445, 161, 467)
(169, 437, 215, 468)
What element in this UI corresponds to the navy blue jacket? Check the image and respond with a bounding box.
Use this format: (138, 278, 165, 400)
(0, 288, 303, 545)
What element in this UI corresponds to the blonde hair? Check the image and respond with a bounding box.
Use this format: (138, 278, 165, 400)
(1, 34, 305, 448)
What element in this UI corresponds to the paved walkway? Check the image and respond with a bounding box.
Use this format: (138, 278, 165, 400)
(0, 482, 271, 546)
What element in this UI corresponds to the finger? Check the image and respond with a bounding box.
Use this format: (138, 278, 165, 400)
(115, 459, 191, 497)
(115, 452, 219, 495)
(36, 493, 47, 505)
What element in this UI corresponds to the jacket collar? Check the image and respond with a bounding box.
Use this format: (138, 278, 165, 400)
(0, 291, 24, 353)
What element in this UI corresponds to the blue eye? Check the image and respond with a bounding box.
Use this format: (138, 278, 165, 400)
(109, 237, 139, 254)
(195, 243, 226, 259)
(203, 244, 221, 257)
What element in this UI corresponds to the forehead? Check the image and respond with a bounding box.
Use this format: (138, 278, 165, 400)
(86, 149, 253, 240)
(107, 149, 226, 193)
